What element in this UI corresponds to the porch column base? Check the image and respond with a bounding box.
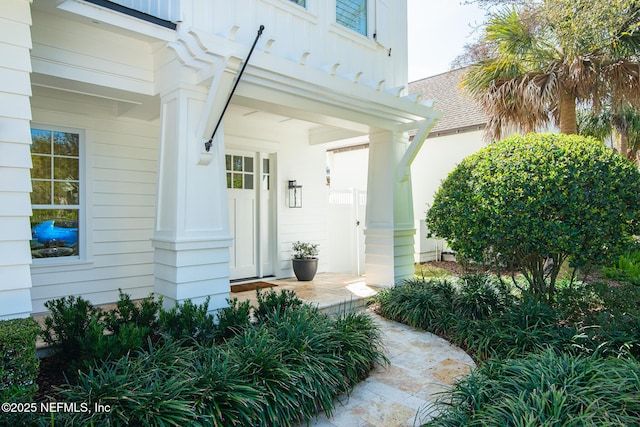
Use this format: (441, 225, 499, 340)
(364, 227, 416, 287)
(151, 237, 232, 313)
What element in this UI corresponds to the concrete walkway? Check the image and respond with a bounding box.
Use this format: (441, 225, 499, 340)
(308, 311, 475, 427)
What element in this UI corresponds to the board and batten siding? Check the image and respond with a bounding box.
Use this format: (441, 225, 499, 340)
(29, 86, 159, 314)
(0, 0, 35, 319)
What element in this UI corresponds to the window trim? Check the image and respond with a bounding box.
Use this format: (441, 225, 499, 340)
(30, 124, 87, 265)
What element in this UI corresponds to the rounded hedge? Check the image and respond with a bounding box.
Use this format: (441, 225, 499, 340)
(426, 133, 640, 298)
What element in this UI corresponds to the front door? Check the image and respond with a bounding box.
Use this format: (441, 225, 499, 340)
(226, 150, 274, 280)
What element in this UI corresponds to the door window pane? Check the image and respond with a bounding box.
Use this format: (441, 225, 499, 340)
(233, 155, 243, 171)
(233, 174, 243, 189)
(244, 157, 254, 173)
(244, 174, 254, 190)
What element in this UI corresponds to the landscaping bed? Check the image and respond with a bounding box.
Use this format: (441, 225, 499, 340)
(3, 289, 387, 426)
(372, 272, 640, 425)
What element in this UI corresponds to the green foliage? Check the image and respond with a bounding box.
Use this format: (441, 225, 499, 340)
(0, 318, 40, 402)
(426, 133, 640, 301)
(41, 295, 101, 360)
(603, 249, 640, 285)
(425, 350, 640, 427)
(291, 240, 319, 259)
(214, 297, 252, 341)
(253, 288, 304, 324)
(158, 297, 216, 345)
(103, 289, 161, 335)
(51, 301, 387, 427)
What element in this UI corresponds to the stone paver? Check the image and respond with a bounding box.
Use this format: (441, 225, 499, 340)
(307, 312, 475, 427)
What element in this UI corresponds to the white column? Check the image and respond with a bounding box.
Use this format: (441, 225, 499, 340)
(0, 0, 34, 319)
(151, 83, 232, 312)
(364, 129, 416, 287)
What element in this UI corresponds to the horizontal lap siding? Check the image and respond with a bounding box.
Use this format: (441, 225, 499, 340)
(30, 87, 159, 314)
(0, 0, 34, 319)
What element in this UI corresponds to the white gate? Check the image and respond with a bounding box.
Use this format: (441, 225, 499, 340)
(327, 188, 366, 276)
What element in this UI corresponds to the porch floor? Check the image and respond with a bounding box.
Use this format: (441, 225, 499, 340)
(231, 273, 378, 314)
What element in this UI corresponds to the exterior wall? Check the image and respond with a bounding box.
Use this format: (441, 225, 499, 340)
(186, 0, 408, 91)
(29, 86, 159, 313)
(0, 0, 34, 319)
(327, 129, 486, 266)
(0, 0, 431, 317)
(224, 114, 331, 280)
(412, 130, 486, 261)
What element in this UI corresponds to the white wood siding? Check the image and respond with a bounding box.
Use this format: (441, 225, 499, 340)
(29, 86, 159, 313)
(186, 0, 408, 91)
(0, 0, 35, 319)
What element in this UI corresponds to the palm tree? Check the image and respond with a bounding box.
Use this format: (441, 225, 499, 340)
(461, 2, 640, 140)
(578, 104, 640, 163)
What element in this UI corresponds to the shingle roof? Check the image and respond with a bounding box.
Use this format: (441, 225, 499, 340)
(409, 67, 487, 136)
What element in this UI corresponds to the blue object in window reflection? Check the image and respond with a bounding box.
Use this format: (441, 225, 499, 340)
(31, 219, 78, 257)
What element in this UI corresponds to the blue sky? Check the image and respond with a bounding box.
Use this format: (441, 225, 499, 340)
(407, 0, 487, 81)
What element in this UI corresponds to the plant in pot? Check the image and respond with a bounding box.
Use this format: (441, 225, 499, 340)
(291, 241, 319, 281)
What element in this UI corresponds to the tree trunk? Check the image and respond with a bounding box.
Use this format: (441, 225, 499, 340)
(620, 130, 629, 159)
(559, 90, 577, 134)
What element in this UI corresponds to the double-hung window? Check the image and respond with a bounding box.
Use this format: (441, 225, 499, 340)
(336, 0, 367, 36)
(30, 126, 82, 260)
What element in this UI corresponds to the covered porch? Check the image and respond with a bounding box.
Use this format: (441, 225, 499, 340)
(231, 273, 379, 315)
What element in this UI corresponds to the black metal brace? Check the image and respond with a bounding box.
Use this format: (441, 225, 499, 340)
(205, 25, 265, 152)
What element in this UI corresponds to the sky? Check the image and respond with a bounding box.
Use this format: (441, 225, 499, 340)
(407, 0, 487, 82)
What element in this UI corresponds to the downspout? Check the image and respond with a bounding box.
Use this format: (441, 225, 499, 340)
(204, 25, 265, 152)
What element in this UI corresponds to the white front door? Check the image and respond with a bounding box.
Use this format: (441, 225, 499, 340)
(226, 150, 274, 280)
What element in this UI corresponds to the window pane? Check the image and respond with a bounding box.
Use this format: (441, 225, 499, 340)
(233, 155, 243, 172)
(53, 131, 79, 156)
(31, 180, 51, 205)
(337, 0, 367, 35)
(226, 155, 231, 171)
(54, 181, 79, 205)
(244, 157, 254, 173)
(53, 157, 79, 181)
(31, 209, 79, 258)
(31, 129, 51, 154)
(31, 155, 51, 179)
(263, 174, 270, 190)
(263, 158, 270, 174)
(289, 0, 305, 6)
(244, 174, 254, 189)
(233, 174, 243, 189)
(226, 172, 232, 188)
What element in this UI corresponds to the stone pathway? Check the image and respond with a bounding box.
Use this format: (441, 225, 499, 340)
(307, 312, 475, 427)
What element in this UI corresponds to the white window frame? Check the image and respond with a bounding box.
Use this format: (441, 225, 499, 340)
(30, 124, 87, 266)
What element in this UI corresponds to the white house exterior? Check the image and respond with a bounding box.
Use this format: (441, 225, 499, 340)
(0, 0, 440, 319)
(328, 67, 488, 263)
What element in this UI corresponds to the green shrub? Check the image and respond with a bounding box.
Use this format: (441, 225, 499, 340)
(426, 133, 640, 301)
(103, 289, 161, 335)
(603, 249, 640, 285)
(425, 350, 640, 426)
(253, 288, 303, 324)
(374, 278, 454, 334)
(214, 297, 252, 341)
(51, 301, 387, 427)
(0, 318, 40, 402)
(41, 295, 101, 361)
(158, 297, 216, 345)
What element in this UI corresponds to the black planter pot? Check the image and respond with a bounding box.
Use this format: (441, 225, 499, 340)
(292, 258, 318, 281)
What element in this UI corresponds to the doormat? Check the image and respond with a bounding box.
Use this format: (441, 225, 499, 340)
(230, 282, 277, 293)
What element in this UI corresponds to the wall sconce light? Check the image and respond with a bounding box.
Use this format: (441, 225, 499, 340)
(288, 180, 302, 208)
